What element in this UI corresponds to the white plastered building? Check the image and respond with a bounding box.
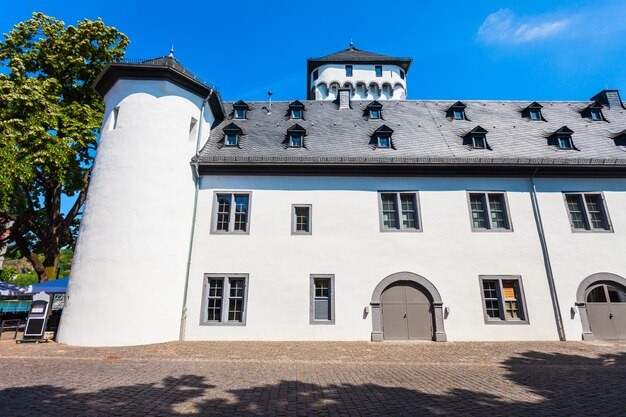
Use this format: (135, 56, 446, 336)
(58, 46, 626, 346)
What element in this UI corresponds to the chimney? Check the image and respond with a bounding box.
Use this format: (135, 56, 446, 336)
(338, 88, 351, 109)
(590, 90, 624, 109)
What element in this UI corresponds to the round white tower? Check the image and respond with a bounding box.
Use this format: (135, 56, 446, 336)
(57, 56, 223, 346)
(307, 43, 412, 101)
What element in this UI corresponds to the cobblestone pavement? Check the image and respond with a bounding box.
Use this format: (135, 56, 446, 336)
(1, 339, 626, 416)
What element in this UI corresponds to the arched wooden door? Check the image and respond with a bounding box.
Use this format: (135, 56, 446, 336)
(586, 283, 626, 340)
(381, 281, 433, 340)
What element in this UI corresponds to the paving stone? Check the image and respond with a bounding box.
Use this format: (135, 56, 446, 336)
(1, 340, 625, 416)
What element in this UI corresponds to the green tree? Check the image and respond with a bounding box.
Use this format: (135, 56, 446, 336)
(0, 13, 129, 282)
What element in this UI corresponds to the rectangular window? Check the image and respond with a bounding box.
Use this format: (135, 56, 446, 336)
(212, 192, 251, 234)
(202, 274, 248, 325)
(377, 136, 390, 148)
(453, 109, 464, 120)
(378, 192, 421, 232)
(234, 109, 246, 119)
(292, 204, 312, 235)
(564, 193, 611, 231)
(369, 109, 380, 119)
(310, 274, 335, 324)
(479, 276, 528, 324)
(472, 135, 486, 149)
(558, 136, 573, 149)
(109, 107, 120, 130)
(291, 109, 302, 119)
(375, 65, 382, 77)
(225, 133, 238, 146)
(289, 134, 303, 147)
(530, 110, 541, 120)
(345, 65, 353, 77)
(591, 110, 602, 121)
(468, 192, 511, 231)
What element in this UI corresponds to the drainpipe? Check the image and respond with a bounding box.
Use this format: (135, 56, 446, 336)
(529, 171, 566, 341)
(179, 91, 213, 341)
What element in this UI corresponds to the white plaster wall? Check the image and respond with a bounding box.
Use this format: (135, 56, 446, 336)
(313, 64, 406, 101)
(57, 79, 214, 346)
(183, 176, 591, 342)
(533, 178, 626, 341)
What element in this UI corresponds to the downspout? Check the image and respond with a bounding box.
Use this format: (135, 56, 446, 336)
(179, 90, 213, 341)
(529, 171, 566, 341)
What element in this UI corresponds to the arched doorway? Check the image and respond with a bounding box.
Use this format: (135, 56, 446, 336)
(371, 272, 446, 342)
(576, 273, 626, 340)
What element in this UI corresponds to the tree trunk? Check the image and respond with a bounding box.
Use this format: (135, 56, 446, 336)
(43, 252, 60, 282)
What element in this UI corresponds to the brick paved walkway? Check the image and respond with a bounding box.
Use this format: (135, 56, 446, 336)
(1, 339, 625, 416)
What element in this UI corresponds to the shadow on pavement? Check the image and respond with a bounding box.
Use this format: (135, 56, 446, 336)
(1, 351, 625, 416)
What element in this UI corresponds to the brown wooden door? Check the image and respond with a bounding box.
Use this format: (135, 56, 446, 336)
(381, 281, 432, 340)
(586, 284, 626, 340)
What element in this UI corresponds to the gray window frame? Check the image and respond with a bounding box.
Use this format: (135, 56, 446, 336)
(200, 273, 249, 326)
(562, 192, 613, 233)
(291, 204, 312, 235)
(234, 108, 246, 119)
(224, 133, 239, 147)
(288, 134, 303, 147)
(290, 109, 302, 120)
(478, 275, 529, 325)
(557, 135, 573, 149)
(309, 274, 335, 325)
(453, 109, 465, 120)
(210, 191, 252, 235)
(466, 191, 513, 232)
(377, 191, 423, 233)
(590, 109, 603, 121)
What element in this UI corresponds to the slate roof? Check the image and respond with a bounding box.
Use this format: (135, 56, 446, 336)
(195, 99, 626, 174)
(308, 46, 413, 71)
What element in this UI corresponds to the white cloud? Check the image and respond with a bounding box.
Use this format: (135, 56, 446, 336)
(477, 9, 570, 44)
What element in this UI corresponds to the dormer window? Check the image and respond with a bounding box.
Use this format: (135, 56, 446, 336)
(345, 65, 353, 77)
(447, 101, 467, 120)
(289, 134, 303, 147)
(222, 122, 243, 147)
(463, 126, 489, 150)
(225, 133, 239, 146)
(591, 109, 602, 121)
(232, 100, 249, 119)
(286, 124, 306, 148)
(549, 126, 576, 150)
(288, 100, 305, 120)
(372, 125, 394, 149)
(581, 103, 605, 122)
(375, 65, 382, 77)
(365, 101, 383, 120)
(521, 102, 544, 121)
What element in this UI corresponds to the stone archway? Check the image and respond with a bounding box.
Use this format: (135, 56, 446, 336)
(370, 272, 446, 342)
(576, 272, 626, 340)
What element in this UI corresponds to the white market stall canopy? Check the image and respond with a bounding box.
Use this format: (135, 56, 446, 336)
(0, 281, 27, 296)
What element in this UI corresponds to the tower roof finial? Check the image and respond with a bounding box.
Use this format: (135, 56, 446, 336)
(349, 39, 354, 49)
(169, 45, 174, 58)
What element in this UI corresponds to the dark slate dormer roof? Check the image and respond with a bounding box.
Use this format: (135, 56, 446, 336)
(462, 126, 491, 150)
(611, 130, 626, 147)
(195, 100, 626, 176)
(370, 125, 395, 149)
(289, 100, 305, 109)
(580, 102, 606, 121)
(287, 123, 306, 134)
(223, 122, 242, 133)
(233, 100, 250, 110)
(363, 101, 384, 119)
(446, 101, 468, 120)
(521, 102, 546, 121)
(547, 126, 578, 150)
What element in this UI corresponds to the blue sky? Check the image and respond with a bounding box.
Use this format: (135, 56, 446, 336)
(3, 0, 626, 102)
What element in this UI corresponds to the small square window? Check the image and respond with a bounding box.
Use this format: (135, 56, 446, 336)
(379, 192, 421, 232)
(530, 110, 541, 120)
(377, 136, 390, 148)
(345, 65, 353, 77)
(369, 109, 381, 119)
(289, 134, 303, 147)
(225, 133, 239, 146)
(590, 110, 602, 121)
(291, 109, 302, 119)
(234, 109, 246, 119)
(453, 110, 464, 120)
(564, 193, 611, 232)
(480, 276, 528, 324)
(558, 136, 573, 149)
(202, 274, 248, 325)
(472, 135, 486, 149)
(310, 274, 335, 324)
(375, 65, 382, 77)
(212, 192, 251, 234)
(292, 204, 311, 235)
(468, 192, 511, 231)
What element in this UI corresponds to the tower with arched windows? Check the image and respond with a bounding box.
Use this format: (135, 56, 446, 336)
(307, 43, 412, 101)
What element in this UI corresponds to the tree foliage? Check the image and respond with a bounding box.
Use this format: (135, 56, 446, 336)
(0, 13, 129, 281)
